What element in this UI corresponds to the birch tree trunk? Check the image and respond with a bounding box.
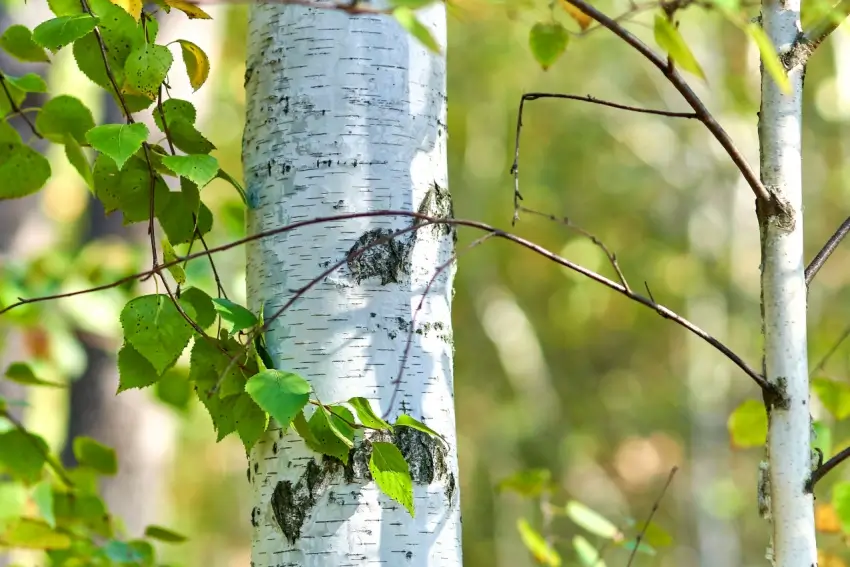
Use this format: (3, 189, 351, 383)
(242, 3, 462, 566)
(758, 0, 817, 563)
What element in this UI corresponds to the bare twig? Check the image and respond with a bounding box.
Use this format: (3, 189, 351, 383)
(511, 92, 699, 223)
(563, 0, 773, 207)
(626, 466, 678, 567)
(0, 210, 768, 392)
(805, 216, 850, 286)
(517, 205, 630, 293)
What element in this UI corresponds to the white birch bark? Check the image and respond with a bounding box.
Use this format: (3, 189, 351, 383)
(242, 3, 462, 566)
(758, 0, 817, 564)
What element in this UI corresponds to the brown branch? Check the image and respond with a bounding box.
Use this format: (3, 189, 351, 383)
(805, 216, 850, 286)
(0, 73, 42, 140)
(563, 0, 772, 206)
(810, 325, 850, 377)
(511, 92, 699, 223)
(807, 444, 850, 491)
(0, 210, 768, 392)
(518, 205, 631, 293)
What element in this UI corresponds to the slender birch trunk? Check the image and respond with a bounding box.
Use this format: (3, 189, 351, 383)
(758, 0, 817, 563)
(242, 3, 462, 566)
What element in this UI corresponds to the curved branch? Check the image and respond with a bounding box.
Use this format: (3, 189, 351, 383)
(807, 444, 850, 491)
(805, 216, 850, 285)
(0, 210, 767, 391)
(563, 0, 773, 206)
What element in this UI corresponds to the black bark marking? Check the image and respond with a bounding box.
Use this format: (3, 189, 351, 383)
(347, 228, 413, 285)
(417, 181, 456, 243)
(270, 459, 337, 545)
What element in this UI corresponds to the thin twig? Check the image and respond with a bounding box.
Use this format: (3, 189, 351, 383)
(0, 73, 42, 139)
(564, 0, 772, 206)
(810, 325, 850, 377)
(518, 205, 630, 293)
(511, 92, 698, 223)
(383, 233, 495, 420)
(0, 210, 768, 392)
(626, 466, 678, 567)
(79, 0, 134, 121)
(805, 216, 850, 286)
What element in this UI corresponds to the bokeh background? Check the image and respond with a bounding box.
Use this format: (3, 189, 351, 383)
(2, 0, 850, 565)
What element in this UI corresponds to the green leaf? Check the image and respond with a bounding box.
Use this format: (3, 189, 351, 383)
(529, 21, 569, 70)
(32, 481, 56, 528)
(120, 294, 194, 375)
(124, 44, 173, 100)
(63, 134, 93, 189)
(833, 481, 850, 532)
(234, 394, 268, 452)
(347, 397, 391, 430)
(637, 521, 672, 548)
(155, 368, 192, 411)
(117, 341, 161, 391)
(327, 405, 355, 448)
(35, 95, 95, 144)
(394, 414, 443, 440)
(517, 517, 561, 566)
(157, 189, 212, 245)
(73, 437, 117, 475)
(143, 525, 187, 543)
(369, 441, 414, 516)
(565, 500, 621, 539)
(211, 298, 258, 333)
(653, 14, 706, 80)
(0, 81, 24, 118)
(293, 410, 320, 449)
(179, 287, 216, 328)
(244, 370, 310, 430)
(4, 362, 63, 387)
(813, 378, 850, 420)
(307, 406, 351, 463)
(0, 429, 48, 483)
(0, 143, 51, 199)
(92, 154, 170, 223)
(48, 0, 84, 15)
(0, 121, 22, 144)
(161, 154, 219, 189)
(1, 518, 71, 549)
(747, 23, 791, 94)
(727, 399, 767, 448)
(86, 123, 149, 170)
(161, 237, 186, 285)
(32, 14, 99, 51)
(0, 25, 50, 62)
(176, 39, 210, 91)
(393, 7, 441, 52)
(102, 540, 143, 563)
(497, 468, 553, 498)
(3, 73, 47, 93)
(573, 534, 605, 567)
(153, 99, 214, 154)
(0, 483, 27, 531)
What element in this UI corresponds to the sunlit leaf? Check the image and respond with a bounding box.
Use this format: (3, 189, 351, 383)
(727, 399, 767, 448)
(370, 441, 414, 516)
(559, 0, 592, 30)
(176, 39, 210, 91)
(565, 500, 622, 540)
(0, 25, 50, 62)
(517, 517, 561, 566)
(529, 21, 569, 70)
(393, 7, 441, 52)
(347, 397, 391, 430)
(573, 535, 605, 567)
(164, 0, 212, 19)
(161, 154, 219, 189)
(108, 0, 142, 20)
(85, 123, 149, 170)
(244, 370, 311, 431)
(32, 14, 99, 51)
(120, 294, 193, 375)
(124, 43, 173, 100)
(747, 23, 791, 94)
(1, 518, 71, 549)
(211, 298, 258, 332)
(653, 14, 705, 79)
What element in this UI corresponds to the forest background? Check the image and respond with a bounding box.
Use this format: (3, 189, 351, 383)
(2, 0, 850, 565)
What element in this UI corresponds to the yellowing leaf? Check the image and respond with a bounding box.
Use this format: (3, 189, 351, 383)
(560, 0, 592, 30)
(163, 0, 212, 19)
(517, 518, 561, 566)
(746, 23, 791, 94)
(653, 14, 705, 80)
(176, 39, 210, 91)
(108, 0, 142, 21)
(816, 503, 842, 534)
